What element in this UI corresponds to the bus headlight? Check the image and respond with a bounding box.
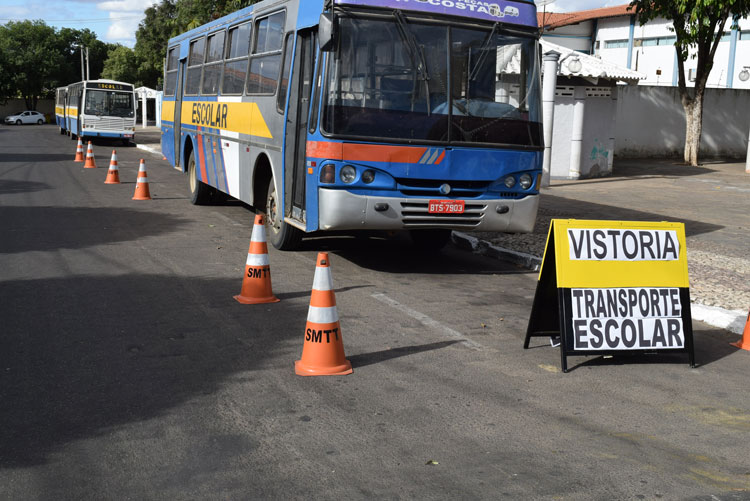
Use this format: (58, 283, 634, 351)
(340, 165, 356, 184)
(320, 164, 335, 184)
(504, 175, 516, 188)
(362, 170, 375, 184)
(519, 173, 533, 189)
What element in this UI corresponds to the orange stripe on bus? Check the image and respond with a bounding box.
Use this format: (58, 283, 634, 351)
(434, 150, 446, 165)
(307, 141, 428, 164)
(307, 141, 343, 159)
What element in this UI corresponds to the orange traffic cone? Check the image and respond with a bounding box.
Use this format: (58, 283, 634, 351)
(132, 159, 152, 200)
(74, 138, 84, 162)
(83, 141, 97, 168)
(104, 150, 120, 184)
(295, 252, 352, 376)
(234, 214, 279, 304)
(730, 310, 750, 351)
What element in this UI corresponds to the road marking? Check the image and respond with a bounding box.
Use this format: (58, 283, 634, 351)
(371, 292, 482, 350)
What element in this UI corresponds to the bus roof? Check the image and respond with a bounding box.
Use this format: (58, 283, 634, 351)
(334, 0, 538, 28)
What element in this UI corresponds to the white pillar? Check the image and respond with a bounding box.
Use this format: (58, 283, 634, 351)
(156, 93, 162, 128)
(141, 92, 147, 129)
(568, 86, 586, 179)
(541, 51, 560, 188)
(607, 86, 618, 174)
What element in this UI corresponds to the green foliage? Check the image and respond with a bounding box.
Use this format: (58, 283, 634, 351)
(0, 20, 63, 109)
(133, 0, 260, 88)
(101, 46, 139, 84)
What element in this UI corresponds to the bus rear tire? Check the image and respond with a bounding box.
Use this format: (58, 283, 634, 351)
(409, 229, 452, 251)
(187, 151, 212, 205)
(263, 177, 301, 251)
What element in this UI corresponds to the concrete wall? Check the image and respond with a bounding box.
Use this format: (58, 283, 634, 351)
(0, 99, 55, 121)
(614, 85, 750, 158)
(550, 86, 617, 179)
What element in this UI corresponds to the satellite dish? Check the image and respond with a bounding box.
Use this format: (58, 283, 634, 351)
(535, 0, 556, 6)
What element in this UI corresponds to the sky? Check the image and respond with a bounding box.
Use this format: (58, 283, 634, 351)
(0, 0, 621, 48)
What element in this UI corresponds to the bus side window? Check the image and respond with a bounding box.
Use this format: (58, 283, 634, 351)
(164, 46, 179, 96)
(277, 33, 294, 113)
(202, 31, 226, 95)
(223, 22, 251, 95)
(185, 37, 205, 95)
(247, 11, 285, 95)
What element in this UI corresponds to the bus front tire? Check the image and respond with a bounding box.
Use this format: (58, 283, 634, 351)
(263, 177, 301, 251)
(409, 229, 452, 251)
(187, 151, 212, 205)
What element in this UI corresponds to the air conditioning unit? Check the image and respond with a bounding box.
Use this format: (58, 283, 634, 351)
(688, 68, 697, 82)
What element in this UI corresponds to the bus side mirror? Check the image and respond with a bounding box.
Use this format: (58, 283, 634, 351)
(319, 12, 335, 52)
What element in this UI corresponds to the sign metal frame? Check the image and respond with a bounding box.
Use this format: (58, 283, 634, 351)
(524, 219, 696, 373)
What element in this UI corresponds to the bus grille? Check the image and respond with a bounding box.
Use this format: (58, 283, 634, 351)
(400, 202, 486, 228)
(90, 118, 130, 131)
(395, 178, 489, 198)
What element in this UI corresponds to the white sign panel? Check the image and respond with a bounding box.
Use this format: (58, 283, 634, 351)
(571, 287, 685, 350)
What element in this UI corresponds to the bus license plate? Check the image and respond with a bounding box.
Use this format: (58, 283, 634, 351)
(428, 200, 465, 214)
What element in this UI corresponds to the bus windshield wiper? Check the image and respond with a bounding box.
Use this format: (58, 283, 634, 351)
(469, 22, 499, 81)
(393, 10, 429, 82)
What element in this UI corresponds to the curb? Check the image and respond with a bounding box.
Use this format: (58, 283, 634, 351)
(136, 143, 162, 157)
(452, 231, 747, 335)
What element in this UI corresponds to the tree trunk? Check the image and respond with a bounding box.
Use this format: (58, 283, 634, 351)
(682, 93, 703, 166)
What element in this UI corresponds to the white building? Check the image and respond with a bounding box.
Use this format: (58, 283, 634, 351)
(539, 4, 750, 89)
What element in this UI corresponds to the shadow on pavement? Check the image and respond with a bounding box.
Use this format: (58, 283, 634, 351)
(297, 234, 530, 275)
(0, 153, 73, 163)
(349, 340, 460, 369)
(0, 273, 307, 468)
(0, 206, 188, 254)
(0, 180, 51, 195)
(539, 195, 723, 238)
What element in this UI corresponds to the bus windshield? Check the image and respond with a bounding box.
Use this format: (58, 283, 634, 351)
(323, 15, 542, 147)
(84, 90, 135, 118)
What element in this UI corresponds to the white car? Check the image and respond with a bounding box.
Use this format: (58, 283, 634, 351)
(4, 111, 46, 125)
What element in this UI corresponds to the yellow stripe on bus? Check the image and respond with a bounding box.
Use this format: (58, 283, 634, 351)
(55, 106, 64, 116)
(179, 101, 272, 139)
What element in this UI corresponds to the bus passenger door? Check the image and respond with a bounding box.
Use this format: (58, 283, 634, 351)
(174, 58, 186, 167)
(284, 31, 315, 223)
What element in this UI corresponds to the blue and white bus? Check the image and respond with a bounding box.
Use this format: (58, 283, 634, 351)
(57, 80, 137, 144)
(162, 0, 542, 250)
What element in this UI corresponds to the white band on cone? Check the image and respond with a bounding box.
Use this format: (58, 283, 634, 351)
(250, 225, 266, 242)
(137, 176, 148, 182)
(246, 253, 269, 266)
(307, 305, 339, 323)
(312, 267, 334, 291)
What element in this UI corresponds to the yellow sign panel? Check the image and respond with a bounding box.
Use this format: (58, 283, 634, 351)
(179, 101, 272, 139)
(547, 219, 689, 288)
(55, 106, 64, 116)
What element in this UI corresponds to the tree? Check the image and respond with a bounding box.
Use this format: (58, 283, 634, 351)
(56, 28, 111, 84)
(133, 0, 260, 89)
(0, 20, 62, 109)
(630, 0, 750, 166)
(101, 45, 139, 84)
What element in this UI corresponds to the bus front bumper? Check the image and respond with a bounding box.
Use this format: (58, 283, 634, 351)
(318, 189, 540, 233)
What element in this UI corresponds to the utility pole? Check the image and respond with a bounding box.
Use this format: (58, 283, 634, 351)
(86, 47, 90, 80)
(80, 46, 85, 81)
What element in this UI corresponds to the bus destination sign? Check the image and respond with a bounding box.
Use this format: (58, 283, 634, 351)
(334, 0, 538, 28)
(87, 82, 133, 91)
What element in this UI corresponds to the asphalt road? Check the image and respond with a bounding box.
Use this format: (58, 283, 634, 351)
(1, 124, 749, 500)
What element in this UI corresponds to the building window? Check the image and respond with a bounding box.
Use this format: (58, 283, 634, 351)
(740, 30, 750, 40)
(604, 39, 628, 49)
(640, 36, 676, 47)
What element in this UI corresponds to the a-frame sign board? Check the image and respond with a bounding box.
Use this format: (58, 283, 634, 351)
(524, 219, 695, 373)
